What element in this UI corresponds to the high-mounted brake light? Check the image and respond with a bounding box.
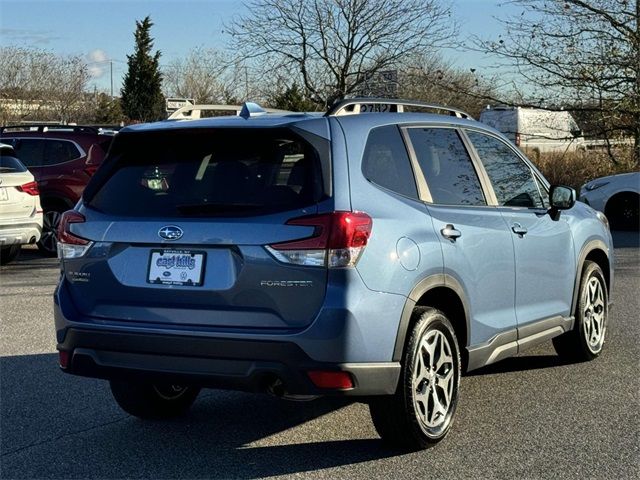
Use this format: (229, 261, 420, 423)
(57, 211, 92, 259)
(17, 181, 39, 196)
(266, 211, 372, 268)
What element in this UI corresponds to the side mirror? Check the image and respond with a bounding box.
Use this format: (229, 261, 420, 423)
(571, 129, 583, 138)
(549, 185, 576, 217)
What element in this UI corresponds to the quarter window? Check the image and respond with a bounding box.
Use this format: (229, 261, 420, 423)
(407, 128, 485, 206)
(362, 125, 418, 199)
(467, 131, 544, 208)
(43, 140, 81, 165)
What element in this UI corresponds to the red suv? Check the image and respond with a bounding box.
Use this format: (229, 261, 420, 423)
(0, 125, 114, 255)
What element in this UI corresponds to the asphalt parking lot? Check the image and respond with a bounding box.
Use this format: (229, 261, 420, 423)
(1, 232, 639, 479)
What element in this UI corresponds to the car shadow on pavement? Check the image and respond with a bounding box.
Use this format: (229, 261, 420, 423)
(1, 353, 403, 479)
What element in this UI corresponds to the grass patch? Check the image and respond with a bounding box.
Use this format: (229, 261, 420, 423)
(527, 148, 639, 191)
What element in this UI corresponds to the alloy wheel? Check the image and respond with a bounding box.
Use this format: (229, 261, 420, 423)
(412, 329, 455, 430)
(39, 210, 61, 254)
(583, 276, 606, 353)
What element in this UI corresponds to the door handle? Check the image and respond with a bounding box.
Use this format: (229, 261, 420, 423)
(512, 223, 528, 236)
(441, 224, 462, 241)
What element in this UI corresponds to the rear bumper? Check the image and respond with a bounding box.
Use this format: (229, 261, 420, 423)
(58, 328, 401, 396)
(0, 222, 42, 246)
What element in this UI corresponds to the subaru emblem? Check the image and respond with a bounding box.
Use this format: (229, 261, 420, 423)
(158, 225, 183, 241)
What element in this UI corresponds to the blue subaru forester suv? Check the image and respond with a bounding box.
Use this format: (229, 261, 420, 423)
(54, 99, 613, 450)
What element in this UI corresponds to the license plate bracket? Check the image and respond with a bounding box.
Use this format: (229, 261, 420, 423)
(147, 249, 206, 286)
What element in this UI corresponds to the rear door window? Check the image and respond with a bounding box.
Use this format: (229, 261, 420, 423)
(12, 139, 45, 167)
(361, 125, 418, 199)
(466, 131, 544, 208)
(407, 128, 486, 206)
(87, 128, 327, 217)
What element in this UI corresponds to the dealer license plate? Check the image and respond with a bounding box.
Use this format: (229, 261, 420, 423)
(147, 249, 206, 286)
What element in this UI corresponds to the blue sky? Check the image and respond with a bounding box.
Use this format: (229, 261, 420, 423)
(0, 0, 522, 93)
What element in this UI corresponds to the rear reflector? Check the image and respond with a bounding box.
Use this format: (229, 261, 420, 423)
(58, 350, 70, 369)
(307, 371, 354, 389)
(267, 211, 372, 268)
(17, 181, 39, 196)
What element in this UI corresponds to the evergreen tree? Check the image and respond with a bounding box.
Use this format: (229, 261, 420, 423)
(268, 83, 317, 112)
(121, 16, 165, 122)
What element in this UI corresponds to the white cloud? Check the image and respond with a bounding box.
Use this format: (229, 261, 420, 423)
(86, 49, 109, 78)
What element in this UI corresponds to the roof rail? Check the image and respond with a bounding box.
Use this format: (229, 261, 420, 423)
(0, 124, 100, 134)
(167, 102, 291, 120)
(325, 98, 473, 119)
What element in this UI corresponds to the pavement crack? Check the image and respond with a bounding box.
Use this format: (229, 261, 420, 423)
(1, 415, 129, 457)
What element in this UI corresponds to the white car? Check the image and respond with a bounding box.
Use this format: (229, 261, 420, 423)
(0, 143, 43, 264)
(580, 172, 639, 230)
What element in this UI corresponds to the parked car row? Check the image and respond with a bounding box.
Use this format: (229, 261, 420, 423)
(0, 125, 115, 256)
(0, 143, 42, 264)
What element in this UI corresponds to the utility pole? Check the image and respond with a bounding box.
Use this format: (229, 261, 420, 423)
(110, 60, 114, 98)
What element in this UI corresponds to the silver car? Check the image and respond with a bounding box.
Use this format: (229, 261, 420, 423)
(580, 172, 639, 230)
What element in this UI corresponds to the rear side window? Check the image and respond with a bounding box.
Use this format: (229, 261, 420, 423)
(407, 128, 485, 206)
(12, 139, 44, 167)
(43, 139, 81, 165)
(0, 155, 27, 173)
(87, 128, 327, 217)
(466, 131, 544, 208)
(362, 125, 418, 199)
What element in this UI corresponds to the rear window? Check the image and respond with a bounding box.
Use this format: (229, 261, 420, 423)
(0, 155, 27, 173)
(87, 128, 327, 217)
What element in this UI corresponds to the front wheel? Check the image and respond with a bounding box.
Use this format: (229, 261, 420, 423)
(553, 260, 608, 361)
(110, 380, 201, 419)
(369, 308, 461, 450)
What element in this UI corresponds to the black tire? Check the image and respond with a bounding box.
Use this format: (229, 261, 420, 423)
(605, 192, 639, 231)
(369, 308, 462, 450)
(0, 245, 21, 265)
(110, 380, 201, 419)
(37, 207, 66, 257)
(553, 261, 608, 362)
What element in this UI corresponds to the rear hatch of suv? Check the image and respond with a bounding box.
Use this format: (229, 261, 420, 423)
(60, 126, 333, 330)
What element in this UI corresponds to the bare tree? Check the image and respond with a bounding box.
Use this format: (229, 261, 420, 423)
(0, 46, 89, 124)
(164, 47, 230, 103)
(226, 0, 457, 108)
(398, 54, 499, 118)
(476, 0, 639, 164)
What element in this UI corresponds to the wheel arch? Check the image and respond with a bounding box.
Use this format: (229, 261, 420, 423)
(393, 274, 470, 369)
(40, 194, 74, 211)
(572, 240, 611, 315)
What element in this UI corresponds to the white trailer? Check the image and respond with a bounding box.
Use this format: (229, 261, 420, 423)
(479, 106, 584, 155)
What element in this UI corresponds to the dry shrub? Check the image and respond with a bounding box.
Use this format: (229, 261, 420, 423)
(529, 148, 639, 191)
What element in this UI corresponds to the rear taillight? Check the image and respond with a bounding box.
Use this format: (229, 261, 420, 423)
(266, 211, 372, 268)
(84, 165, 99, 176)
(17, 181, 39, 196)
(515, 133, 521, 147)
(57, 211, 92, 259)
